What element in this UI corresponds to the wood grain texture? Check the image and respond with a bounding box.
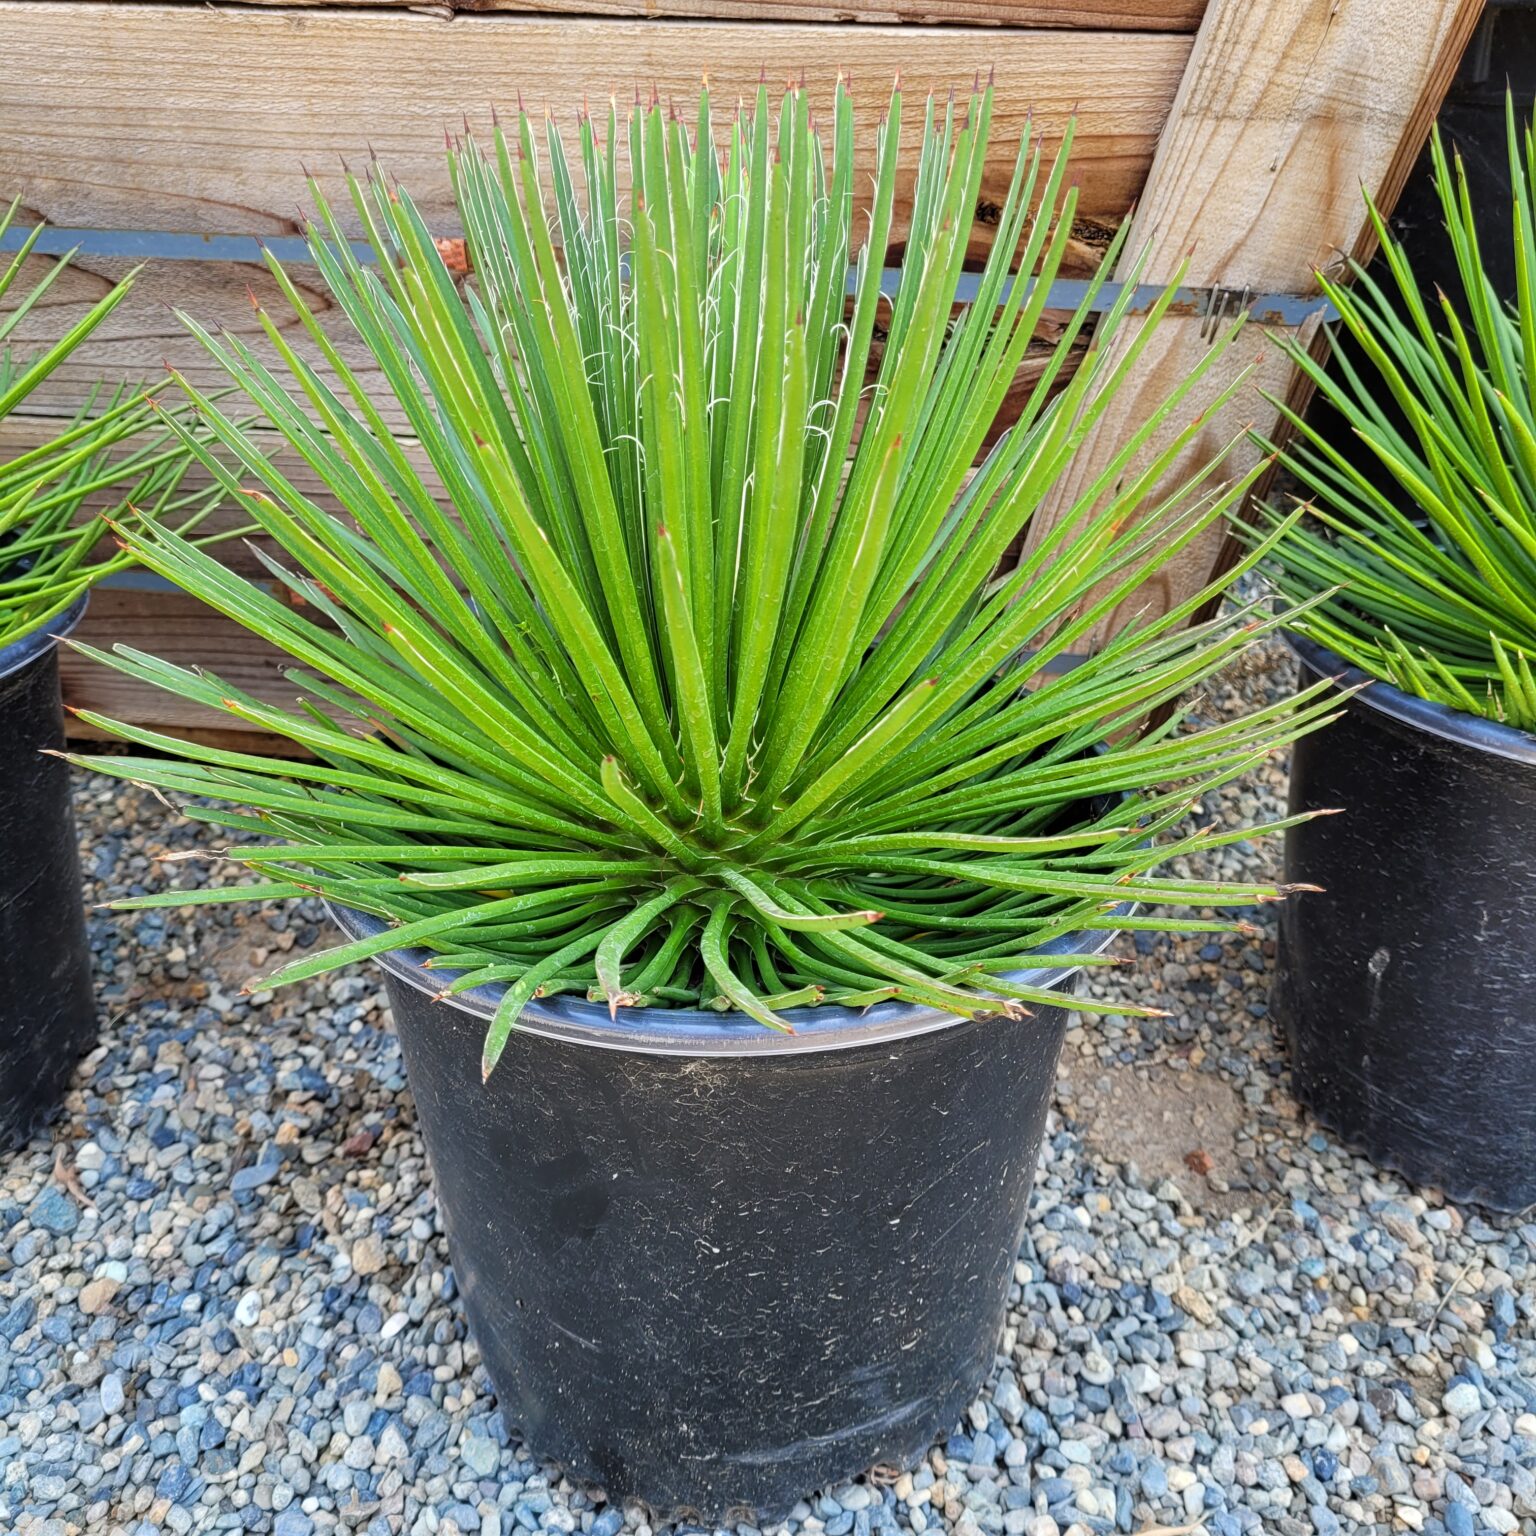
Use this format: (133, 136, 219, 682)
(134, 0, 1207, 28)
(0, 4, 1188, 237)
(5, 251, 395, 433)
(4, 235, 1114, 424)
(63, 587, 330, 754)
(1019, 0, 1485, 643)
(7, 316, 1089, 488)
(1, 1, 1180, 479)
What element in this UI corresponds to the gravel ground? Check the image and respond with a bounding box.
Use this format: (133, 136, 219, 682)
(3, 640, 1534, 1536)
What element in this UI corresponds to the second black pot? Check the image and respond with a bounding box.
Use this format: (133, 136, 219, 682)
(1275, 635, 1536, 1211)
(0, 600, 98, 1148)
(332, 902, 1116, 1519)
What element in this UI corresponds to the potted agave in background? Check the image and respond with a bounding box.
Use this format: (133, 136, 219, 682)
(1250, 106, 1536, 1212)
(0, 205, 212, 1146)
(80, 83, 1335, 1515)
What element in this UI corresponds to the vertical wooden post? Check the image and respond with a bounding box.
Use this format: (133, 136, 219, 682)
(1021, 0, 1486, 645)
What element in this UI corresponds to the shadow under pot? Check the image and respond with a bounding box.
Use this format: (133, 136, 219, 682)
(1275, 633, 1536, 1212)
(329, 900, 1120, 1521)
(0, 597, 97, 1149)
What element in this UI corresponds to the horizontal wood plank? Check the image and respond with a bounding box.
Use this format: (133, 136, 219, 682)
(5, 310, 1089, 516)
(6, 252, 395, 434)
(63, 587, 330, 754)
(5, 234, 1114, 425)
(140, 0, 1207, 28)
(2, 2, 1176, 459)
(0, 5, 1189, 239)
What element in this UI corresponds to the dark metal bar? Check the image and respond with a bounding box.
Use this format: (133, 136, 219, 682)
(2, 225, 1339, 325)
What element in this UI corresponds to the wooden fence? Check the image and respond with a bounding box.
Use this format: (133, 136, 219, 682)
(0, 0, 1483, 746)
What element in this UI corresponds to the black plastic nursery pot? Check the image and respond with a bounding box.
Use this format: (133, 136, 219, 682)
(331, 901, 1119, 1519)
(0, 598, 98, 1148)
(1274, 634, 1536, 1212)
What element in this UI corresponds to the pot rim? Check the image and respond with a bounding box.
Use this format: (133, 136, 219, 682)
(0, 594, 88, 684)
(1287, 630, 1536, 769)
(327, 899, 1130, 1058)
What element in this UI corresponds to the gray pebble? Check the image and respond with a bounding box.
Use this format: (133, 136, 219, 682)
(28, 1187, 80, 1236)
(460, 1433, 500, 1478)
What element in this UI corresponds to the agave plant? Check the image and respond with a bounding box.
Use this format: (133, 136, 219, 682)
(76, 81, 1336, 1075)
(1247, 101, 1536, 730)
(0, 202, 218, 650)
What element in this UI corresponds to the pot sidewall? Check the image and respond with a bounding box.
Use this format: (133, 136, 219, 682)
(370, 944, 1084, 1518)
(1277, 650, 1536, 1211)
(0, 606, 98, 1146)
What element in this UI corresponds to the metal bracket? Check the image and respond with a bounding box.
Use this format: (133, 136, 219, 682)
(1, 226, 1338, 328)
